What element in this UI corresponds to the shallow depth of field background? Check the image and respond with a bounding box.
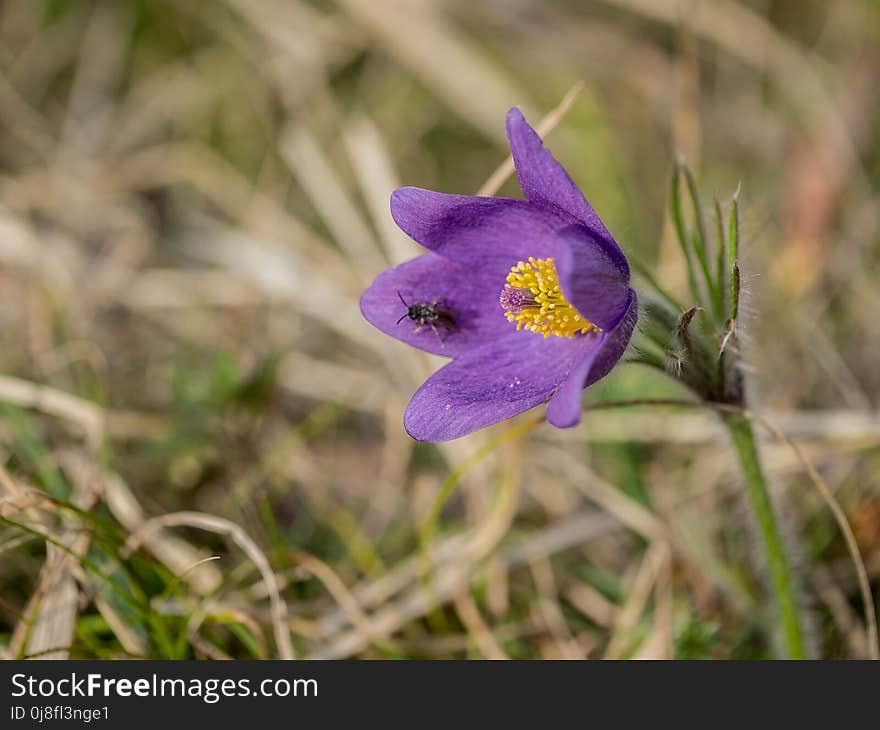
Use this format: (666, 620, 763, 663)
(0, 0, 878, 660)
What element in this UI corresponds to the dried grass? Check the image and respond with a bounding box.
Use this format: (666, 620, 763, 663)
(0, 0, 878, 660)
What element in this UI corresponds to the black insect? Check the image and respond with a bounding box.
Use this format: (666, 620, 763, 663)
(396, 291, 457, 341)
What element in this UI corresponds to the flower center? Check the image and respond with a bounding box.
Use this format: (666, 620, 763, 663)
(500, 257, 596, 339)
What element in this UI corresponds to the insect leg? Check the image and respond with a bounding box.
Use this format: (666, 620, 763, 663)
(429, 321, 446, 345)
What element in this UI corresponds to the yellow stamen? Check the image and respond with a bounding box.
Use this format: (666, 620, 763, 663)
(500, 257, 597, 339)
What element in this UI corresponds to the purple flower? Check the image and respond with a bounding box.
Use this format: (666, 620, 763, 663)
(360, 108, 637, 441)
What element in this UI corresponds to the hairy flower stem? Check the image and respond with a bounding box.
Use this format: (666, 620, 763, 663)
(724, 413, 807, 658)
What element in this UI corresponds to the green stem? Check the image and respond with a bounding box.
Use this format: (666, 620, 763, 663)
(724, 413, 807, 658)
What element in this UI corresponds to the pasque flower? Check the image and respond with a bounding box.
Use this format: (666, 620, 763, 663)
(360, 108, 637, 441)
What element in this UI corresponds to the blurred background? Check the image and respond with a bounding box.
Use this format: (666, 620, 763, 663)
(0, 0, 878, 659)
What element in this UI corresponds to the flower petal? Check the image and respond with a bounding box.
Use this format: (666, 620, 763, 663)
(546, 290, 638, 428)
(404, 331, 591, 441)
(505, 107, 616, 246)
(360, 253, 509, 357)
(553, 224, 631, 330)
(390, 188, 567, 265)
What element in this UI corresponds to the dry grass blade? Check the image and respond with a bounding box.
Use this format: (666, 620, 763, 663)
(605, 542, 671, 659)
(453, 591, 509, 660)
(183, 223, 376, 352)
(589, 398, 880, 660)
(745, 410, 880, 660)
(186, 601, 268, 661)
(122, 511, 294, 660)
(309, 452, 522, 658)
(343, 115, 420, 266)
(336, 0, 530, 141)
(101, 469, 221, 595)
(310, 509, 619, 658)
(564, 581, 617, 628)
(0, 375, 103, 447)
(21, 453, 102, 659)
(477, 81, 585, 197)
(604, 0, 874, 208)
(541, 446, 666, 540)
(528, 554, 582, 659)
(280, 124, 385, 276)
(290, 550, 398, 655)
